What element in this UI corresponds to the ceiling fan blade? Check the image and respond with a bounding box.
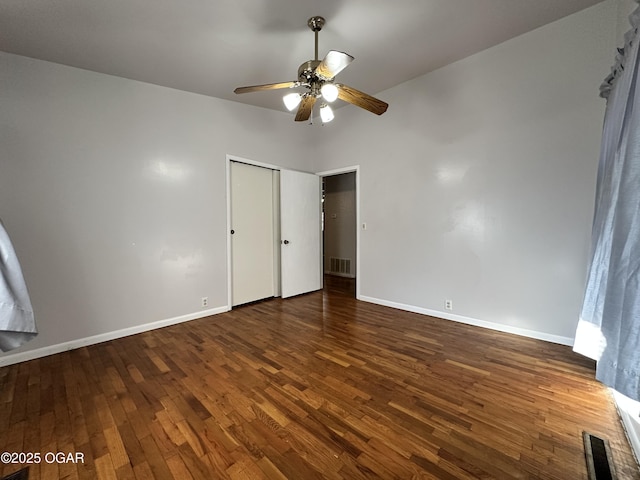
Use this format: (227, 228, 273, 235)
(295, 95, 316, 122)
(315, 50, 354, 80)
(337, 84, 388, 115)
(234, 81, 298, 94)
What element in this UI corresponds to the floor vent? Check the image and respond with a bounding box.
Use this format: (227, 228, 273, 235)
(1, 467, 29, 480)
(584, 432, 617, 480)
(329, 257, 351, 275)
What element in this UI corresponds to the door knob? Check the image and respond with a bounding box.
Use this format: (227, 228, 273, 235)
(283, 240, 290, 245)
(230, 229, 235, 235)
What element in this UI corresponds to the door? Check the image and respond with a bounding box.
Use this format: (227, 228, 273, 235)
(280, 169, 322, 298)
(230, 162, 275, 306)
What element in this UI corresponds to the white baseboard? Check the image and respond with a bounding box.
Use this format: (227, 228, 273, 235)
(0, 297, 575, 367)
(0, 305, 229, 367)
(612, 390, 640, 466)
(359, 295, 574, 346)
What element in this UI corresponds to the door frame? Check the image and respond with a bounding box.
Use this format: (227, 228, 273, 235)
(316, 165, 361, 300)
(226, 156, 360, 307)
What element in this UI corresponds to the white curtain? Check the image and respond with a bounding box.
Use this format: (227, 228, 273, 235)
(0, 219, 37, 352)
(574, 2, 640, 402)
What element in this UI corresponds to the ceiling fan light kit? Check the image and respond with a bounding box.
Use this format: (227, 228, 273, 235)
(234, 16, 388, 123)
(283, 92, 302, 111)
(320, 83, 339, 102)
(319, 104, 334, 123)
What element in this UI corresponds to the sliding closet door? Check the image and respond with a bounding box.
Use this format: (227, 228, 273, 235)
(280, 169, 322, 298)
(230, 162, 274, 306)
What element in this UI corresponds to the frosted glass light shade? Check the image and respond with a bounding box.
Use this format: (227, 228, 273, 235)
(321, 83, 339, 102)
(320, 104, 334, 123)
(283, 93, 302, 111)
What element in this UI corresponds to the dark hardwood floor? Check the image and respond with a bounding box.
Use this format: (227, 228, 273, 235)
(1, 277, 638, 479)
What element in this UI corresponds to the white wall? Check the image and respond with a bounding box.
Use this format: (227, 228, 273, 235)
(312, 1, 618, 342)
(0, 52, 315, 364)
(0, 0, 623, 365)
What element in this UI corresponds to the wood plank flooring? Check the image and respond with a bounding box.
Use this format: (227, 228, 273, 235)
(1, 276, 639, 479)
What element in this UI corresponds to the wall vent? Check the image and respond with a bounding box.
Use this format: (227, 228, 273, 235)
(329, 257, 351, 275)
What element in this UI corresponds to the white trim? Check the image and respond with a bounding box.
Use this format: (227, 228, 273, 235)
(226, 156, 233, 309)
(359, 295, 574, 346)
(316, 166, 361, 299)
(0, 306, 228, 367)
(226, 154, 282, 172)
(612, 390, 640, 466)
(618, 409, 640, 466)
(272, 170, 282, 298)
(316, 166, 360, 176)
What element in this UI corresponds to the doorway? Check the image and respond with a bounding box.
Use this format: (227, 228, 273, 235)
(319, 168, 359, 298)
(227, 156, 322, 308)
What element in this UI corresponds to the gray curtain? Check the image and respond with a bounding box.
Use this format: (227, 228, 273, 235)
(0, 219, 37, 352)
(574, 3, 640, 402)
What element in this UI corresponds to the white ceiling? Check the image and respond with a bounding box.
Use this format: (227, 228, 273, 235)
(0, 0, 603, 114)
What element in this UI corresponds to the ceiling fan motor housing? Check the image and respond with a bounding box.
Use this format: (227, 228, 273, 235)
(298, 60, 321, 82)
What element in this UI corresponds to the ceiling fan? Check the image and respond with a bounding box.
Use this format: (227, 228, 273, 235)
(234, 16, 388, 123)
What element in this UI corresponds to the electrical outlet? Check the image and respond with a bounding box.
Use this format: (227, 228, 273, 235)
(202, 297, 208, 308)
(445, 299, 453, 310)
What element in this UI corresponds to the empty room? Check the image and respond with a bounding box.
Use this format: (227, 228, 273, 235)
(1, 0, 640, 478)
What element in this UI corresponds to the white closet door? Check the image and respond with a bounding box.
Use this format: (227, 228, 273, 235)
(280, 169, 322, 298)
(230, 162, 274, 306)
